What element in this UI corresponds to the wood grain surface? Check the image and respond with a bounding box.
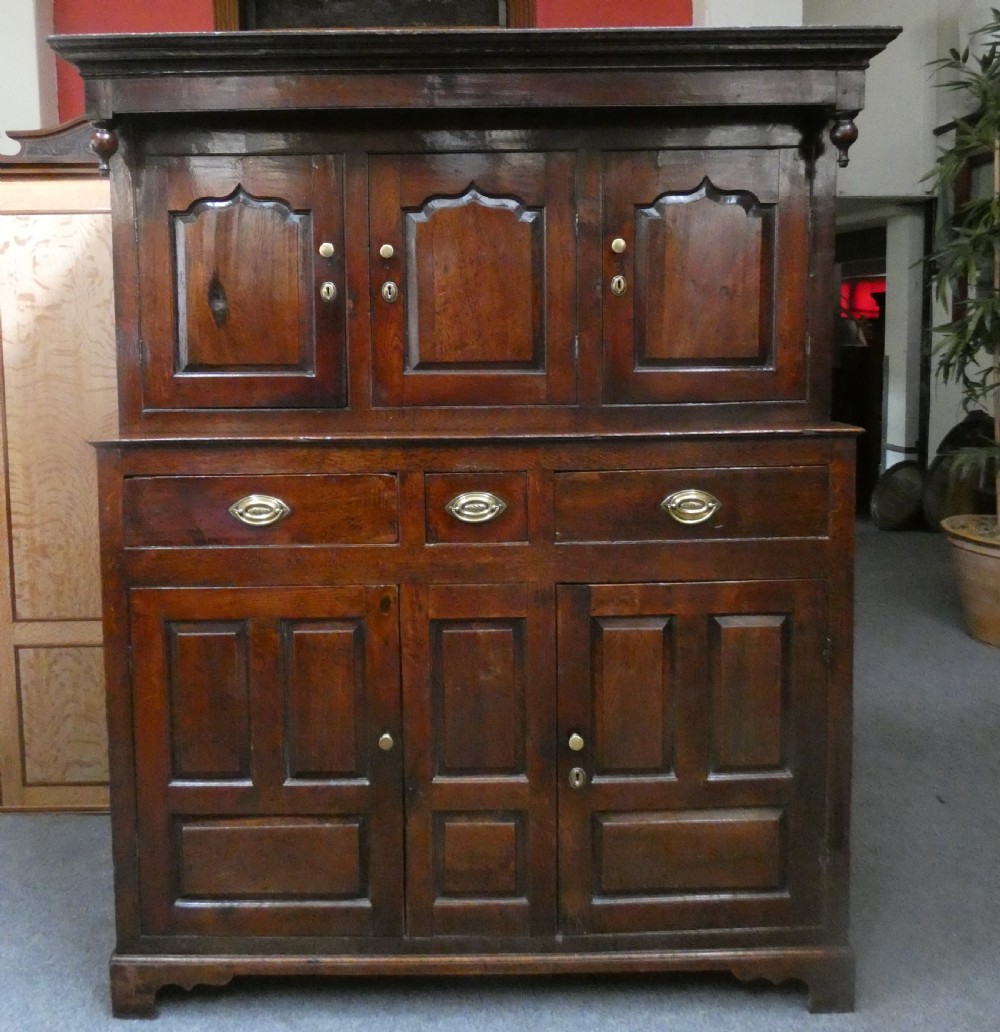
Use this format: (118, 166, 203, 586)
(0, 175, 114, 809)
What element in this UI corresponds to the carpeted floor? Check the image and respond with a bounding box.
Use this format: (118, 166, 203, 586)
(1, 523, 998, 1030)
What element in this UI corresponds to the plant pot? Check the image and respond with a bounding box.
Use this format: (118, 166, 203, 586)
(941, 514, 1000, 648)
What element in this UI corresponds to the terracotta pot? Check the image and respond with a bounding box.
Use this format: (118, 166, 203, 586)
(941, 514, 1000, 648)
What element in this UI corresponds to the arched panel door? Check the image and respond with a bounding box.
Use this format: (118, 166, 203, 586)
(137, 155, 347, 411)
(602, 148, 809, 406)
(370, 151, 577, 407)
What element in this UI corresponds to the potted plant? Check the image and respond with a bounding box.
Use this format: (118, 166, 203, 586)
(926, 9, 1000, 647)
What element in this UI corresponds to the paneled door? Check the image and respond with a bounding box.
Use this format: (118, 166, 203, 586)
(129, 585, 403, 938)
(370, 152, 577, 407)
(136, 155, 347, 410)
(602, 148, 809, 405)
(401, 583, 557, 936)
(557, 580, 829, 935)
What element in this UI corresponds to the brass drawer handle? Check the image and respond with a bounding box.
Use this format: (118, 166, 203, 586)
(228, 494, 292, 527)
(445, 491, 508, 524)
(661, 489, 721, 526)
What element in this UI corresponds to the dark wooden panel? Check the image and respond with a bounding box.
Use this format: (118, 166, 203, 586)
(437, 814, 522, 896)
(130, 585, 404, 938)
(602, 148, 808, 405)
(370, 151, 576, 407)
(167, 621, 251, 780)
(283, 620, 364, 779)
(596, 809, 784, 894)
(123, 474, 399, 546)
(557, 580, 829, 936)
(636, 183, 770, 364)
(178, 817, 364, 898)
(411, 191, 540, 368)
(139, 155, 346, 411)
(243, 0, 505, 28)
(425, 472, 528, 544)
(403, 583, 556, 937)
(174, 189, 306, 370)
(434, 621, 524, 776)
(553, 466, 829, 542)
(593, 617, 674, 775)
(710, 615, 786, 772)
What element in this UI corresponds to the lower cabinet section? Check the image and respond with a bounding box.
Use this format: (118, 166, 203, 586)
(123, 578, 833, 947)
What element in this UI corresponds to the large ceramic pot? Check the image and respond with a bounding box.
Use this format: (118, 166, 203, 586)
(941, 514, 1000, 648)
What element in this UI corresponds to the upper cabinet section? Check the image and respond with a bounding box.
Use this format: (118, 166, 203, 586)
(51, 27, 900, 436)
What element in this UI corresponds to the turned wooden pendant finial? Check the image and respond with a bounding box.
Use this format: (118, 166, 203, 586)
(90, 123, 119, 174)
(830, 113, 860, 168)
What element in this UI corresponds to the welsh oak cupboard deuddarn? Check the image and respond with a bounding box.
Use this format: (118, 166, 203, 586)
(51, 26, 898, 1017)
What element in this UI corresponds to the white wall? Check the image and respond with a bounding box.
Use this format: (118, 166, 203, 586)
(804, 0, 940, 199)
(0, 0, 57, 155)
(693, 1, 802, 26)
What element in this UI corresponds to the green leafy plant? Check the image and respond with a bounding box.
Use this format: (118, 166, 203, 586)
(925, 9, 1000, 522)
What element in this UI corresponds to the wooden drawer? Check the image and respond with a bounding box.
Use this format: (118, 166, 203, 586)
(123, 474, 398, 546)
(553, 466, 829, 542)
(424, 472, 528, 543)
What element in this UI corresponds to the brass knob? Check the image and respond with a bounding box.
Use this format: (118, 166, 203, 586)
(378, 733, 394, 752)
(379, 243, 395, 259)
(611, 237, 626, 254)
(661, 489, 722, 526)
(568, 733, 585, 752)
(318, 241, 335, 258)
(320, 281, 337, 302)
(611, 275, 627, 296)
(568, 767, 588, 790)
(382, 281, 399, 303)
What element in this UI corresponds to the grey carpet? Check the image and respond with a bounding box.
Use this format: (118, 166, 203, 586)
(1, 522, 998, 1030)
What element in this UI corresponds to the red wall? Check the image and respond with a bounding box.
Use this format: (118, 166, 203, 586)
(53, 0, 693, 121)
(54, 0, 214, 121)
(535, 0, 691, 28)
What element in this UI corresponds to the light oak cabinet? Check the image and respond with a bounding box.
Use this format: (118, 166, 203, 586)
(53, 25, 898, 1018)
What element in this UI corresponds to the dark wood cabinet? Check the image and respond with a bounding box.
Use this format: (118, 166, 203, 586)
(53, 25, 897, 1019)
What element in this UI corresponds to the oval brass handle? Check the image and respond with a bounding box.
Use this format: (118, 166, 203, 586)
(568, 733, 585, 752)
(228, 494, 292, 527)
(661, 489, 722, 526)
(445, 491, 508, 524)
(568, 767, 588, 790)
(378, 732, 394, 752)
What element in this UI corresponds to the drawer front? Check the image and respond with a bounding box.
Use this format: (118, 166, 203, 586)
(123, 474, 398, 546)
(553, 466, 829, 542)
(424, 472, 529, 544)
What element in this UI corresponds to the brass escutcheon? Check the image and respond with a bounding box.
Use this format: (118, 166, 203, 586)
(568, 767, 588, 790)
(320, 281, 337, 302)
(382, 281, 399, 303)
(611, 275, 627, 296)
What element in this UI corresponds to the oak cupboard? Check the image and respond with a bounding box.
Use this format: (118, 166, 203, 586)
(51, 26, 898, 1017)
